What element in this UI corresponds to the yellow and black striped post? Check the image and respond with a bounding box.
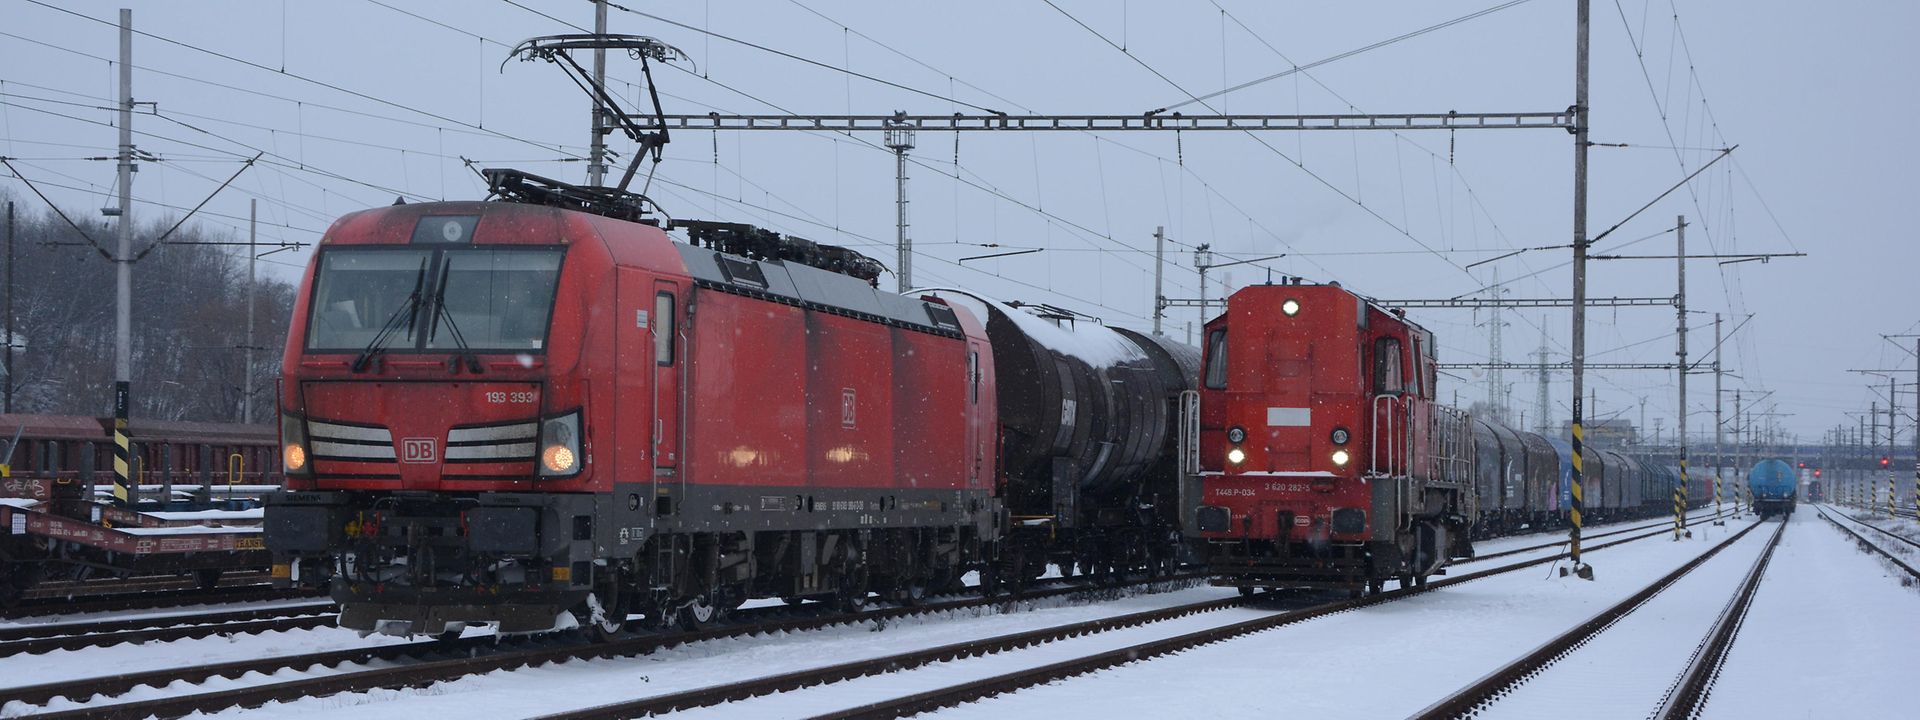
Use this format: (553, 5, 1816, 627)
(111, 381, 135, 507)
(1673, 458, 1688, 540)
(1564, 417, 1592, 579)
(1888, 470, 1896, 518)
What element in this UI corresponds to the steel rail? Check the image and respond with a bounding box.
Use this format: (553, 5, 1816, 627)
(539, 523, 1694, 720)
(1824, 505, 1920, 552)
(1651, 522, 1786, 719)
(1816, 506, 1920, 579)
(6, 585, 319, 618)
(1469, 508, 1722, 564)
(1411, 520, 1772, 720)
(24, 572, 1204, 720)
(0, 600, 334, 643)
(0, 613, 336, 658)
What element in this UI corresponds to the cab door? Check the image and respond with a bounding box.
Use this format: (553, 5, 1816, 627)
(651, 281, 683, 488)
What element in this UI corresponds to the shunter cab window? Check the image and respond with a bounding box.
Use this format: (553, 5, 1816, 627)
(654, 293, 675, 365)
(1373, 337, 1403, 395)
(1203, 329, 1229, 389)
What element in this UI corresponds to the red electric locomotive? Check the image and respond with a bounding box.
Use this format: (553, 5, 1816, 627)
(1190, 279, 1473, 596)
(266, 173, 999, 636)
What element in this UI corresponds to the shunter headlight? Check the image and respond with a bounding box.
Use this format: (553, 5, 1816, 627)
(1331, 449, 1351, 467)
(280, 412, 310, 475)
(1227, 426, 1248, 444)
(1281, 298, 1301, 316)
(1227, 447, 1247, 465)
(539, 411, 582, 477)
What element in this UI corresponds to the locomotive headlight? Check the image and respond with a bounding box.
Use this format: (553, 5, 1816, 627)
(542, 445, 576, 474)
(1281, 298, 1301, 316)
(1227, 447, 1247, 465)
(1330, 449, 1351, 467)
(1227, 426, 1248, 444)
(1330, 427, 1350, 445)
(539, 411, 582, 477)
(280, 413, 310, 475)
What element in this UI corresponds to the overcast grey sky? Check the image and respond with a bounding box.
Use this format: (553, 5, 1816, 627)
(2, 0, 1914, 442)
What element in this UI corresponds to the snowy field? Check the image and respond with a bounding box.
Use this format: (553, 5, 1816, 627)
(1703, 507, 1920, 720)
(6, 509, 1912, 719)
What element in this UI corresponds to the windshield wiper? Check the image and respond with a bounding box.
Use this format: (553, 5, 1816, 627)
(351, 257, 429, 373)
(426, 257, 484, 374)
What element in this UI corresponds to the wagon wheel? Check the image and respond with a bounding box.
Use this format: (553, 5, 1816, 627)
(676, 594, 719, 631)
(194, 568, 224, 590)
(0, 563, 42, 608)
(576, 590, 629, 642)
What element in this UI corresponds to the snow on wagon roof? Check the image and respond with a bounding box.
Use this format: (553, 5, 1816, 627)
(923, 289, 1146, 368)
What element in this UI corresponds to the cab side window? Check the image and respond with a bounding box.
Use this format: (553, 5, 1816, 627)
(1203, 329, 1229, 389)
(654, 292, 675, 366)
(1373, 337, 1403, 395)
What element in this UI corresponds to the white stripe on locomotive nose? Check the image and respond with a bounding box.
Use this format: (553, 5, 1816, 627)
(447, 423, 538, 443)
(307, 421, 393, 443)
(1266, 407, 1311, 427)
(311, 440, 398, 460)
(444, 443, 538, 460)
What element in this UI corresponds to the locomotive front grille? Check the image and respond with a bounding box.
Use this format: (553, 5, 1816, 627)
(445, 421, 539, 463)
(308, 420, 396, 462)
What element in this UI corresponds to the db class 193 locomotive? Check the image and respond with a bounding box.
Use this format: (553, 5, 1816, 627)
(264, 172, 1196, 637)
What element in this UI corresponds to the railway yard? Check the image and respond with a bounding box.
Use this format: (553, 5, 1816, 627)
(0, 505, 1911, 719)
(4, 1, 1917, 718)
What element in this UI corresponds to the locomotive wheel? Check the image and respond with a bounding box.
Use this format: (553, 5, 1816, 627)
(1237, 586, 1255, 598)
(1367, 579, 1386, 596)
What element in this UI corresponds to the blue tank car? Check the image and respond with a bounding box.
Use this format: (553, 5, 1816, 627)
(1747, 459, 1797, 519)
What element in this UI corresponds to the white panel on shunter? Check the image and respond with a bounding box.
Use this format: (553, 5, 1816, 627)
(1266, 407, 1311, 427)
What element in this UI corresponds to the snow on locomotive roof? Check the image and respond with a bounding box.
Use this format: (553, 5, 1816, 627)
(923, 289, 1147, 367)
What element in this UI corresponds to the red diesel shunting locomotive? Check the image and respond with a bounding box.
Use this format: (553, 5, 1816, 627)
(266, 192, 1000, 636)
(1191, 279, 1473, 596)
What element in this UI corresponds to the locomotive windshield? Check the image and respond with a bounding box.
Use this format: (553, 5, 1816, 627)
(306, 246, 564, 352)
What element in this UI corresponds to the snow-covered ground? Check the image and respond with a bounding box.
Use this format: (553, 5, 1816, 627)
(1703, 508, 1920, 720)
(13, 507, 1914, 719)
(1818, 505, 1920, 570)
(876, 521, 1761, 720)
(1473, 522, 1778, 719)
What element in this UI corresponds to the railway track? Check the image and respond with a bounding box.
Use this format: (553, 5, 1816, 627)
(4, 584, 322, 618)
(1411, 519, 1780, 720)
(11, 571, 1204, 719)
(1470, 508, 1725, 564)
(1, 512, 1726, 718)
(525, 520, 1702, 720)
(1815, 506, 1920, 580)
(0, 601, 339, 657)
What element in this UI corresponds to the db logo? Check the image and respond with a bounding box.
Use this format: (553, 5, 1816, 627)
(401, 438, 438, 464)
